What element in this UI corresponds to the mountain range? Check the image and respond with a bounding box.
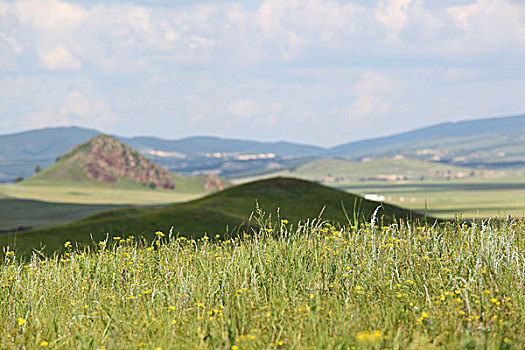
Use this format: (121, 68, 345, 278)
(1, 114, 524, 182)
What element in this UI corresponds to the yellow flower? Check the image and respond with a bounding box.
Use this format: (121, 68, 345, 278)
(40, 341, 49, 347)
(17, 318, 25, 326)
(231, 346, 239, 350)
(155, 231, 165, 237)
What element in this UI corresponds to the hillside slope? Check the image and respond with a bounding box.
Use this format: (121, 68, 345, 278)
(1, 177, 427, 254)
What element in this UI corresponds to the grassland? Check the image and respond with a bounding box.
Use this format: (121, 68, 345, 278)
(342, 180, 525, 219)
(1, 178, 423, 255)
(0, 198, 126, 231)
(0, 181, 205, 205)
(232, 158, 497, 184)
(232, 158, 525, 219)
(2, 216, 524, 349)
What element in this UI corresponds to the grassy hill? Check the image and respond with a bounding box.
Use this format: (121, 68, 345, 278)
(327, 114, 525, 167)
(0, 178, 426, 255)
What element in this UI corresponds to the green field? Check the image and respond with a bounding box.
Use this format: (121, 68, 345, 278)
(233, 158, 525, 219)
(2, 217, 524, 349)
(0, 198, 127, 231)
(1, 178, 423, 255)
(0, 181, 205, 205)
(0, 180, 207, 233)
(342, 180, 525, 219)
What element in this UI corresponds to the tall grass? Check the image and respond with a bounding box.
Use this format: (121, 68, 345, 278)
(1, 214, 524, 349)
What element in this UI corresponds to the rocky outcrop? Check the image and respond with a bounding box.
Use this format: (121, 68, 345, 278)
(65, 135, 175, 189)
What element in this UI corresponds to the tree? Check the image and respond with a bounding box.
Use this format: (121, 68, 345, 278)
(35, 165, 42, 174)
(14, 176, 24, 183)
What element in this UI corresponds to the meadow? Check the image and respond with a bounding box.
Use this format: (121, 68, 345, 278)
(2, 213, 524, 349)
(232, 158, 525, 219)
(342, 180, 525, 219)
(0, 180, 205, 231)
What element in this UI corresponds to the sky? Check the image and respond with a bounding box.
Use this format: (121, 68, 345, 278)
(0, 0, 524, 147)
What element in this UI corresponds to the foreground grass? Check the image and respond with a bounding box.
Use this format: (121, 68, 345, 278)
(2, 216, 525, 349)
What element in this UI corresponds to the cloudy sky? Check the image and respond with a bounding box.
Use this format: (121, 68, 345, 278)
(1, 0, 524, 146)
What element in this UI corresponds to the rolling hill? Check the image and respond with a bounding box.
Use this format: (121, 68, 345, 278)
(327, 114, 525, 167)
(0, 177, 427, 255)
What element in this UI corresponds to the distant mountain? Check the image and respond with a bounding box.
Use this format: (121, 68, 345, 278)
(0, 127, 323, 182)
(1, 113, 525, 183)
(327, 114, 525, 166)
(2, 177, 426, 254)
(126, 135, 323, 157)
(27, 134, 175, 189)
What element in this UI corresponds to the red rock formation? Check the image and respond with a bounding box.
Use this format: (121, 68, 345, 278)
(66, 135, 175, 189)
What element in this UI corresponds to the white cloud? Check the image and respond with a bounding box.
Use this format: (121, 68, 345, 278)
(375, 0, 412, 41)
(447, 0, 525, 51)
(18, 90, 118, 130)
(227, 99, 262, 117)
(39, 45, 82, 71)
(12, 0, 86, 31)
(1, 0, 525, 145)
(20, 109, 71, 130)
(59, 91, 116, 123)
(348, 71, 397, 120)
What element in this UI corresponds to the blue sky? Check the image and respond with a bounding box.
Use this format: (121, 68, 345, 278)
(0, 0, 524, 146)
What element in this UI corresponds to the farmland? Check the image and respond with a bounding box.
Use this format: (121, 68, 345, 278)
(2, 217, 524, 349)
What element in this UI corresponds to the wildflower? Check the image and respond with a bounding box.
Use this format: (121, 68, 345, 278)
(17, 318, 25, 326)
(356, 330, 382, 342)
(40, 341, 49, 347)
(155, 231, 165, 238)
(231, 346, 239, 350)
(64, 241, 72, 249)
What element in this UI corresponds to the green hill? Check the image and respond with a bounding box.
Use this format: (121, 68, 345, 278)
(1, 177, 426, 255)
